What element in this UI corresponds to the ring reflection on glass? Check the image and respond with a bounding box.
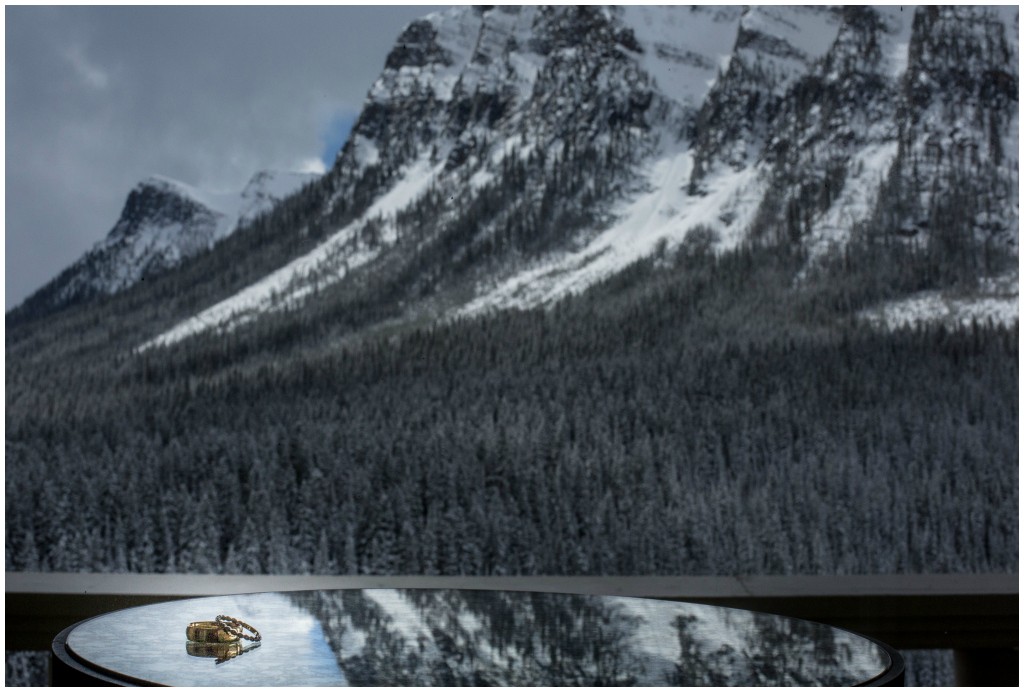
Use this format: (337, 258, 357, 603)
(186, 641, 243, 659)
(186, 621, 240, 644)
(185, 640, 260, 665)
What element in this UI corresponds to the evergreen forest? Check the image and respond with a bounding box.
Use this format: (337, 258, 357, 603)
(6, 239, 1017, 577)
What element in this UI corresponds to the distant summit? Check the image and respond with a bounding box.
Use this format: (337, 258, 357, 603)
(10, 170, 318, 322)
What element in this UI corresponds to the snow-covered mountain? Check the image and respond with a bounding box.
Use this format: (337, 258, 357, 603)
(13, 169, 317, 318)
(141, 5, 1016, 349)
(15, 6, 1018, 343)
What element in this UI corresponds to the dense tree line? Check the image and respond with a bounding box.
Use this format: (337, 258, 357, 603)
(6, 241, 1017, 577)
(8, 319, 1016, 576)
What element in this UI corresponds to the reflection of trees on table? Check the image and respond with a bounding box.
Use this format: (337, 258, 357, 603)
(292, 589, 645, 685)
(670, 608, 889, 686)
(289, 590, 888, 686)
(671, 613, 739, 686)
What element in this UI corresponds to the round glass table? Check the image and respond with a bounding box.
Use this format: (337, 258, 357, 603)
(52, 588, 903, 686)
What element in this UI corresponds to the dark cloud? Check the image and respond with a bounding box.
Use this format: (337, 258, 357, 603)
(5, 5, 442, 310)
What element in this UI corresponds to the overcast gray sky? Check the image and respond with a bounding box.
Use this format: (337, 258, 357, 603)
(5, 5, 443, 310)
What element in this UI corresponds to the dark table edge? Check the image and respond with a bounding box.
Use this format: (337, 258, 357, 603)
(853, 631, 905, 686)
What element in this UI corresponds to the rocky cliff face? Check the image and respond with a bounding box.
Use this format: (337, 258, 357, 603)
(887, 6, 1018, 246)
(748, 6, 910, 251)
(323, 5, 683, 233)
(753, 6, 1016, 261)
(689, 6, 843, 188)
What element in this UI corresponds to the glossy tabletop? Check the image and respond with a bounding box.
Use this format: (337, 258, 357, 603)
(57, 588, 901, 686)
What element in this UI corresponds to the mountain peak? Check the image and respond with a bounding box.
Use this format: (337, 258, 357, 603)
(10, 169, 317, 321)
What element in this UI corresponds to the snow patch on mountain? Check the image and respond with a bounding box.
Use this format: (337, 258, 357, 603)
(367, 157, 442, 224)
(459, 146, 765, 316)
(858, 271, 1019, 330)
(142, 156, 443, 350)
(806, 142, 899, 258)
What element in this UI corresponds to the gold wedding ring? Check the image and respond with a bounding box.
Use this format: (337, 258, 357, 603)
(186, 620, 240, 644)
